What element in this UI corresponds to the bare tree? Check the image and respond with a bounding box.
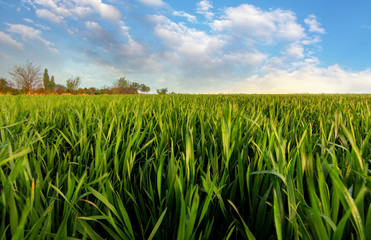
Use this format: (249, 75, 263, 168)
(8, 61, 42, 93)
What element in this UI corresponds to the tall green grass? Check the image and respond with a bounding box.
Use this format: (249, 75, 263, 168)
(0, 94, 370, 239)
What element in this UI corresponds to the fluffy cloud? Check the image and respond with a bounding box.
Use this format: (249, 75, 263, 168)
(152, 15, 224, 57)
(0, 31, 23, 50)
(23, 18, 34, 23)
(89, 0, 122, 22)
(305, 15, 325, 34)
(197, 0, 214, 20)
(212, 4, 305, 44)
(36, 8, 65, 24)
(6, 23, 58, 53)
(284, 43, 305, 58)
(32, 0, 122, 23)
(228, 64, 371, 93)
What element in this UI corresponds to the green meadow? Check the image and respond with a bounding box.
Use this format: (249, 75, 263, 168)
(0, 94, 370, 239)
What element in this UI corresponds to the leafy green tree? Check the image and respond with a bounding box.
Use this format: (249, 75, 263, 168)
(8, 61, 42, 93)
(49, 76, 56, 91)
(114, 77, 129, 89)
(66, 76, 81, 93)
(112, 76, 151, 95)
(43, 68, 50, 90)
(139, 84, 150, 93)
(130, 82, 141, 90)
(156, 88, 168, 95)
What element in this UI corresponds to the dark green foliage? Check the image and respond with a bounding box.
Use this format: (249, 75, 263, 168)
(42, 69, 56, 92)
(114, 76, 129, 89)
(43, 68, 50, 90)
(49, 76, 56, 91)
(113, 77, 150, 94)
(140, 83, 150, 93)
(157, 87, 168, 94)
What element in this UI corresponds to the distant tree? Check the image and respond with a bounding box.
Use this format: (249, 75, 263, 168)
(113, 76, 129, 89)
(89, 87, 97, 95)
(125, 87, 138, 94)
(101, 85, 112, 95)
(0, 77, 12, 93)
(139, 83, 150, 93)
(66, 76, 81, 93)
(55, 84, 66, 94)
(9, 61, 42, 93)
(156, 88, 168, 95)
(34, 87, 46, 94)
(130, 82, 141, 90)
(49, 76, 56, 91)
(43, 68, 50, 90)
(112, 76, 139, 94)
(111, 76, 151, 95)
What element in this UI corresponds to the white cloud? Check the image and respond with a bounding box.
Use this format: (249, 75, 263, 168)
(32, 0, 122, 22)
(151, 15, 225, 58)
(35, 23, 51, 31)
(36, 8, 65, 24)
(173, 11, 197, 23)
(197, 0, 214, 20)
(24, 16, 51, 30)
(137, 0, 165, 7)
(85, 21, 103, 32)
(212, 4, 305, 43)
(119, 39, 147, 58)
(21, 0, 36, 10)
(87, 0, 122, 22)
(304, 15, 325, 34)
(228, 64, 371, 93)
(0, 31, 23, 50)
(284, 43, 305, 58)
(6, 23, 58, 53)
(302, 36, 321, 45)
(223, 51, 267, 70)
(7, 23, 42, 39)
(23, 18, 34, 23)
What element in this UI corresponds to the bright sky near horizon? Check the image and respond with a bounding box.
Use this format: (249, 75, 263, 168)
(1, 0, 371, 93)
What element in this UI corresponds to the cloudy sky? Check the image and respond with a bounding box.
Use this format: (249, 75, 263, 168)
(1, 0, 371, 93)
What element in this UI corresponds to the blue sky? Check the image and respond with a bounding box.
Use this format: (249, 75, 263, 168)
(1, 0, 371, 93)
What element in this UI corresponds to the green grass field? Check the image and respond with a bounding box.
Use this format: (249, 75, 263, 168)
(1, 94, 370, 239)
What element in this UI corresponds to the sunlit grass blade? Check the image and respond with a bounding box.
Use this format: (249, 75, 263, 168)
(148, 208, 167, 240)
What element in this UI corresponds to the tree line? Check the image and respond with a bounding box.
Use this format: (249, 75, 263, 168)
(0, 61, 170, 95)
